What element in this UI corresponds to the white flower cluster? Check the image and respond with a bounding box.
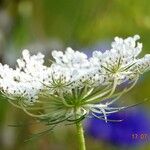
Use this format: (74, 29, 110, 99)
(0, 35, 150, 123)
(0, 50, 48, 104)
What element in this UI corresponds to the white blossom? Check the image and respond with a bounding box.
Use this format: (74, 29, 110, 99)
(0, 35, 150, 123)
(90, 35, 143, 85)
(52, 47, 90, 69)
(0, 50, 48, 104)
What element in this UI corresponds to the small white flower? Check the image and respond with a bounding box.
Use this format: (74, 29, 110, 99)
(52, 47, 90, 69)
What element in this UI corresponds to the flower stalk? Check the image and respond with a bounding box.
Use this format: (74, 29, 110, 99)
(76, 121, 86, 150)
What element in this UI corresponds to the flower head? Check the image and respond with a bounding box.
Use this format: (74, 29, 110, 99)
(0, 50, 47, 104)
(90, 35, 143, 85)
(0, 35, 150, 125)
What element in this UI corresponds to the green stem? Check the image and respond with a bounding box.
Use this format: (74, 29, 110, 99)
(76, 122, 86, 150)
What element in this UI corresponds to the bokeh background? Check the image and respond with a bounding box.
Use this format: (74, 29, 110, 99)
(0, 0, 150, 150)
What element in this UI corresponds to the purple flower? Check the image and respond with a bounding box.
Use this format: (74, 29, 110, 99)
(85, 107, 150, 147)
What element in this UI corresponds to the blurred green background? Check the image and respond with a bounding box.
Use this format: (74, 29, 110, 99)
(0, 0, 150, 150)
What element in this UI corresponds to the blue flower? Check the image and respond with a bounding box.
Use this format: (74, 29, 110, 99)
(86, 107, 150, 147)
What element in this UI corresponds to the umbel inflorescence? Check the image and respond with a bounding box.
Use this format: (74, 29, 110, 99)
(0, 35, 150, 125)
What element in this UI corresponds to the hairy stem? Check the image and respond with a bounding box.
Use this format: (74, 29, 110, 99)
(76, 121, 86, 150)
